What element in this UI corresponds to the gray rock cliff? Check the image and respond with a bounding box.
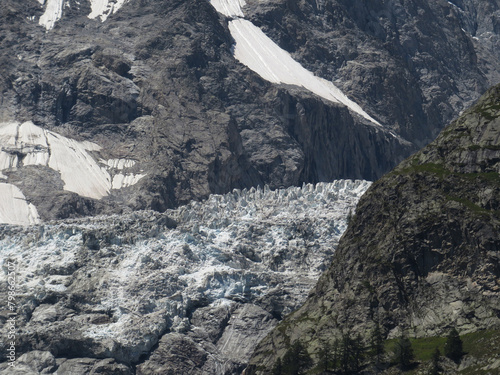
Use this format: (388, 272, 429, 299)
(246, 83, 500, 374)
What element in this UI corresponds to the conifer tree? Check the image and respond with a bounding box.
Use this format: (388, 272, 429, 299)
(339, 332, 365, 373)
(444, 328, 463, 363)
(371, 322, 385, 364)
(394, 334, 414, 370)
(430, 347, 441, 375)
(318, 339, 331, 372)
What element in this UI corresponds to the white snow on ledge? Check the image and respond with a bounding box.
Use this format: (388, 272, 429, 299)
(38, 0, 131, 30)
(229, 19, 380, 125)
(210, 0, 246, 18)
(0, 121, 111, 199)
(39, 0, 64, 30)
(0, 122, 146, 206)
(0, 183, 40, 225)
(88, 0, 130, 22)
(208, 0, 380, 126)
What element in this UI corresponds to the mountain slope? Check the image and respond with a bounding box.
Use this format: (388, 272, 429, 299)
(245, 0, 500, 147)
(3, 0, 500, 223)
(0, 0, 407, 224)
(245, 83, 500, 374)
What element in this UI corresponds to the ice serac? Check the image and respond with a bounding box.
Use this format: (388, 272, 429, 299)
(0, 180, 370, 374)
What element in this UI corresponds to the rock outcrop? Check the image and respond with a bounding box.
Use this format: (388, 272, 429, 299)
(0, 0, 406, 222)
(245, 84, 500, 373)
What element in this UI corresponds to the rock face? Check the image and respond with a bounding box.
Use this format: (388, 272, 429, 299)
(246, 84, 500, 373)
(0, 180, 370, 374)
(245, 0, 500, 147)
(0, 0, 404, 223)
(2, 0, 500, 221)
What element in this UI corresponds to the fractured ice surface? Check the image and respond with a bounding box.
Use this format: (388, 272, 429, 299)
(0, 180, 370, 365)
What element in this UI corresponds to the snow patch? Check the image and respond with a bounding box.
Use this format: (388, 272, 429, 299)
(0, 122, 148, 223)
(0, 183, 40, 225)
(0, 121, 111, 199)
(39, 0, 64, 30)
(210, 0, 246, 18)
(228, 19, 380, 125)
(104, 158, 137, 170)
(46, 132, 112, 199)
(88, 0, 129, 22)
(111, 173, 146, 189)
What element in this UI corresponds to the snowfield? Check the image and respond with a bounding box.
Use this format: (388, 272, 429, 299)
(0, 121, 145, 224)
(38, 0, 131, 29)
(210, 0, 381, 126)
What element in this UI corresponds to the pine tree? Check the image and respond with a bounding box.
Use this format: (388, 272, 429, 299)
(339, 332, 365, 374)
(444, 328, 463, 363)
(430, 347, 441, 375)
(282, 341, 312, 375)
(318, 339, 331, 372)
(394, 334, 414, 370)
(371, 322, 385, 365)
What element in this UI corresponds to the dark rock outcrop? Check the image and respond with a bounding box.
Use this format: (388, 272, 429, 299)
(245, 0, 500, 147)
(246, 83, 500, 374)
(0, 0, 407, 221)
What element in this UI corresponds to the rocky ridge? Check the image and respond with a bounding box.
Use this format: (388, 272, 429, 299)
(245, 84, 500, 374)
(0, 179, 370, 374)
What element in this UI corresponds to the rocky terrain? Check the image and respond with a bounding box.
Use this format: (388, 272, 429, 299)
(2, 0, 500, 222)
(246, 83, 500, 374)
(0, 179, 370, 374)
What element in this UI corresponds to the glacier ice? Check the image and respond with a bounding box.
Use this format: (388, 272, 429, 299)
(0, 180, 370, 369)
(0, 183, 40, 225)
(0, 121, 147, 224)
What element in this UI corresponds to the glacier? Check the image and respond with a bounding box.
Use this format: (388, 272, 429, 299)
(0, 180, 370, 373)
(38, 0, 131, 29)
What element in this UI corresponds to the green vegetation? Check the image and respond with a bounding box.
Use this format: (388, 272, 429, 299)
(396, 162, 451, 179)
(272, 330, 500, 374)
(445, 195, 491, 216)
